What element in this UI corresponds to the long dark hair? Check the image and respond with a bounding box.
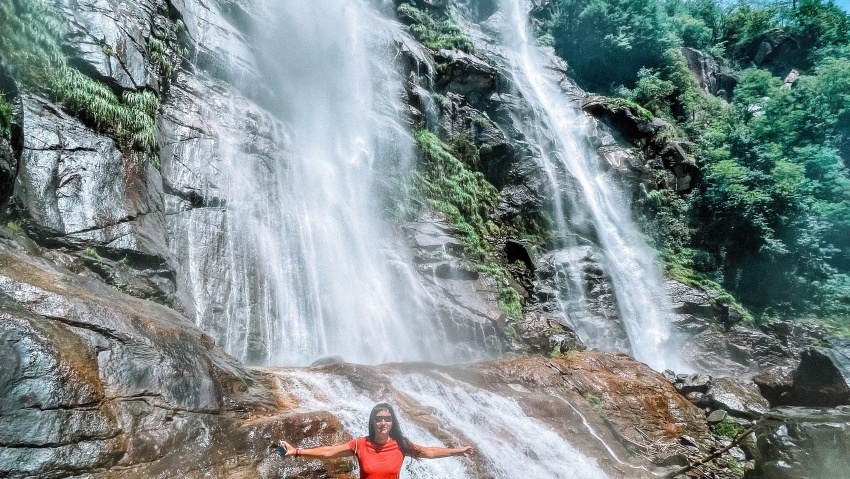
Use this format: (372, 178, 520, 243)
(367, 403, 419, 457)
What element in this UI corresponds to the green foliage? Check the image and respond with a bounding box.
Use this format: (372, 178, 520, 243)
(552, 0, 676, 89)
(413, 129, 526, 319)
(397, 3, 474, 53)
(6, 220, 21, 233)
(478, 262, 524, 319)
(82, 246, 103, 261)
(147, 36, 172, 78)
(0, 0, 160, 151)
(712, 417, 746, 439)
(565, 0, 850, 322)
(0, 96, 11, 139)
(414, 129, 499, 256)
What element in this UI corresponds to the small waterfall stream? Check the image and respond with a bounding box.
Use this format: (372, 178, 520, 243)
(499, 0, 685, 372)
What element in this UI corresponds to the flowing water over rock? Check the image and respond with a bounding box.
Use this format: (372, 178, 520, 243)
(497, 0, 685, 372)
(168, 0, 465, 366)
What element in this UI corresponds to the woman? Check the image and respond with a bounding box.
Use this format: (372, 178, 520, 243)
(278, 403, 473, 479)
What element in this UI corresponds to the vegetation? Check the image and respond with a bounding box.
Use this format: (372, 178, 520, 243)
(0, 95, 10, 139)
(712, 416, 746, 439)
(0, 0, 160, 150)
(413, 129, 524, 318)
(544, 0, 850, 326)
(397, 3, 475, 53)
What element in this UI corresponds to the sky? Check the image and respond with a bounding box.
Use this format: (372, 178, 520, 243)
(835, 0, 850, 12)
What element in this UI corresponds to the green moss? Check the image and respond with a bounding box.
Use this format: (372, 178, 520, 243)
(82, 246, 103, 261)
(584, 392, 604, 414)
(397, 3, 474, 53)
(414, 129, 498, 256)
(607, 97, 655, 120)
(6, 220, 21, 233)
(0, 96, 11, 139)
(0, 0, 159, 151)
(711, 417, 745, 439)
(413, 129, 526, 319)
(664, 248, 754, 324)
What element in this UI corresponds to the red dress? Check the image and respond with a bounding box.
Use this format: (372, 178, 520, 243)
(347, 437, 406, 479)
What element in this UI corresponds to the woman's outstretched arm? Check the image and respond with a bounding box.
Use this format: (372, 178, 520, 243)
(278, 440, 354, 459)
(415, 444, 474, 459)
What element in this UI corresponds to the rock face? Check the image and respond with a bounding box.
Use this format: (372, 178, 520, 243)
(0, 235, 716, 478)
(750, 406, 850, 479)
(789, 347, 850, 407)
(0, 233, 278, 478)
(681, 47, 737, 102)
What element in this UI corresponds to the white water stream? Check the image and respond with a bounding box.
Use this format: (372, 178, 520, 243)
(499, 0, 686, 372)
(278, 369, 611, 479)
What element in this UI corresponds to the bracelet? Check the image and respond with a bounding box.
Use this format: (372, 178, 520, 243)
(296, 448, 302, 457)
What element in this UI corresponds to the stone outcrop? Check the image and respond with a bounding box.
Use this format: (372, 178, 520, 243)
(749, 406, 850, 479)
(681, 47, 737, 102)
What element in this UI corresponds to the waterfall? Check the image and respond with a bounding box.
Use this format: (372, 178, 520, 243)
(498, 0, 685, 372)
(173, 0, 465, 366)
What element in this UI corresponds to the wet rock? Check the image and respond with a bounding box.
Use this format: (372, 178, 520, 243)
(0, 136, 14, 203)
(753, 364, 796, 407)
(675, 373, 712, 395)
(750, 406, 850, 479)
(401, 215, 505, 356)
(434, 49, 499, 101)
(703, 377, 770, 419)
(685, 391, 704, 404)
(582, 96, 669, 143)
(60, 0, 163, 91)
(707, 410, 728, 423)
(532, 246, 630, 355)
(0, 239, 279, 478)
(515, 311, 585, 356)
(790, 347, 850, 407)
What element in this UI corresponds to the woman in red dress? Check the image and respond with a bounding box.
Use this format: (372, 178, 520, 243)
(277, 403, 473, 479)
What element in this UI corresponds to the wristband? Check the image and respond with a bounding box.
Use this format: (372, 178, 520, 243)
(296, 448, 302, 457)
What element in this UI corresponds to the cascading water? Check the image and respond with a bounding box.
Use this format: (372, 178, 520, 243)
(178, 0, 461, 366)
(277, 368, 612, 479)
(498, 0, 686, 372)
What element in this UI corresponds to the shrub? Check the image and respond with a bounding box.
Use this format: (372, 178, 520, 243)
(397, 3, 475, 53)
(0, 0, 160, 151)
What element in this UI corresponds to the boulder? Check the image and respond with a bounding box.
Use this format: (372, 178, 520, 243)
(434, 49, 499, 101)
(753, 363, 796, 407)
(702, 377, 770, 419)
(750, 406, 850, 479)
(582, 96, 669, 143)
(681, 47, 737, 102)
(0, 237, 280, 478)
(736, 29, 808, 76)
(790, 347, 850, 407)
(674, 373, 711, 395)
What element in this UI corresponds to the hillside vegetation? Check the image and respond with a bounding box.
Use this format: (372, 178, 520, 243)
(542, 0, 850, 326)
